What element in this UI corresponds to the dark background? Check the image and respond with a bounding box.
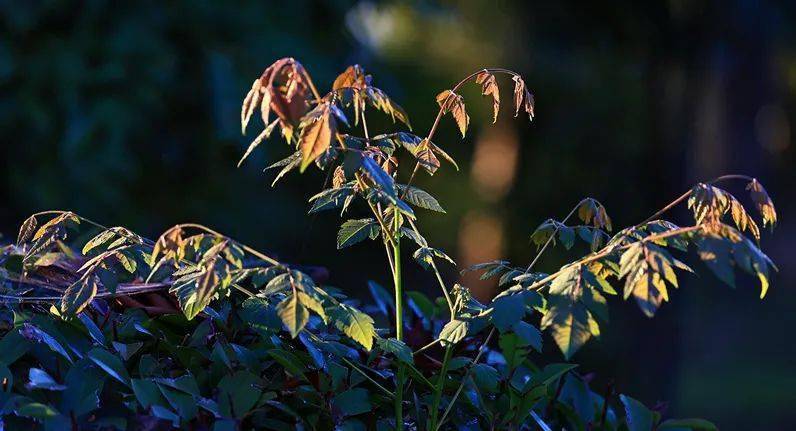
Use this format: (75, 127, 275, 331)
(1, 1, 794, 429)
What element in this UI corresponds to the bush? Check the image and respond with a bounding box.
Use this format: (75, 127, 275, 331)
(0, 58, 778, 430)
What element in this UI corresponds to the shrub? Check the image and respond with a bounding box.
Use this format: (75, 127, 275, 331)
(0, 57, 778, 430)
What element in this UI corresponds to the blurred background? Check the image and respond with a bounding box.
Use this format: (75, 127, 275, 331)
(1, 1, 794, 429)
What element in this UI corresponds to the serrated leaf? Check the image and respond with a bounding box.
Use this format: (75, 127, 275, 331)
(397, 185, 445, 212)
(277, 293, 309, 338)
(238, 118, 278, 167)
(308, 186, 355, 214)
(330, 304, 375, 351)
(17, 215, 38, 246)
(439, 319, 468, 346)
(540, 294, 598, 360)
(376, 338, 413, 364)
(337, 219, 380, 249)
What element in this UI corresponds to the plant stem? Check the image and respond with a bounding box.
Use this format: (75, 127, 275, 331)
(524, 198, 586, 274)
(401, 68, 519, 198)
(391, 209, 405, 431)
(435, 328, 495, 430)
(429, 344, 454, 430)
(406, 217, 453, 313)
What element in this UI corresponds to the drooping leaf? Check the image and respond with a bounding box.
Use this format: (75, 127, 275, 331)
(238, 118, 278, 167)
(172, 267, 221, 320)
(266, 151, 302, 186)
(436, 90, 469, 137)
(476, 70, 500, 123)
(577, 198, 612, 231)
(619, 242, 687, 317)
(416, 144, 441, 175)
(540, 291, 599, 360)
(747, 178, 777, 228)
(17, 215, 38, 246)
(277, 293, 309, 338)
(298, 103, 336, 172)
(60, 276, 99, 316)
(412, 246, 455, 270)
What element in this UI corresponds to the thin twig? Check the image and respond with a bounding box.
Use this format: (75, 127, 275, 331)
(435, 328, 496, 430)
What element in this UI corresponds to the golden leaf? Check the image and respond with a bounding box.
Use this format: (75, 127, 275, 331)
(241, 78, 262, 134)
(298, 105, 336, 172)
(747, 179, 777, 228)
(332, 166, 346, 189)
(524, 88, 535, 121)
(512, 75, 525, 117)
(333, 65, 367, 90)
(416, 140, 440, 175)
(435, 90, 469, 137)
(476, 71, 500, 123)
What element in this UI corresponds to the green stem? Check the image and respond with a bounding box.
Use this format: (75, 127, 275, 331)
(429, 344, 453, 430)
(391, 210, 405, 431)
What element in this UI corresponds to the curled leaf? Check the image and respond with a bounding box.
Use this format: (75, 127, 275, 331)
(476, 71, 500, 123)
(436, 90, 469, 137)
(747, 179, 777, 228)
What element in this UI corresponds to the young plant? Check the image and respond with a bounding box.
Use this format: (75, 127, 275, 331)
(0, 57, 779, 431)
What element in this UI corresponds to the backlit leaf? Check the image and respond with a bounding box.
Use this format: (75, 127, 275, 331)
(337, 218, 380, 249)
(61, 276, 98, 316)
(747, 178, 777, 228)
(330, 304, 375, 351)
(436, 90, 469, 137)
(298, 103, 336, 172)
(439, 319, 468, 346)
(476, 70, 500, 123)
